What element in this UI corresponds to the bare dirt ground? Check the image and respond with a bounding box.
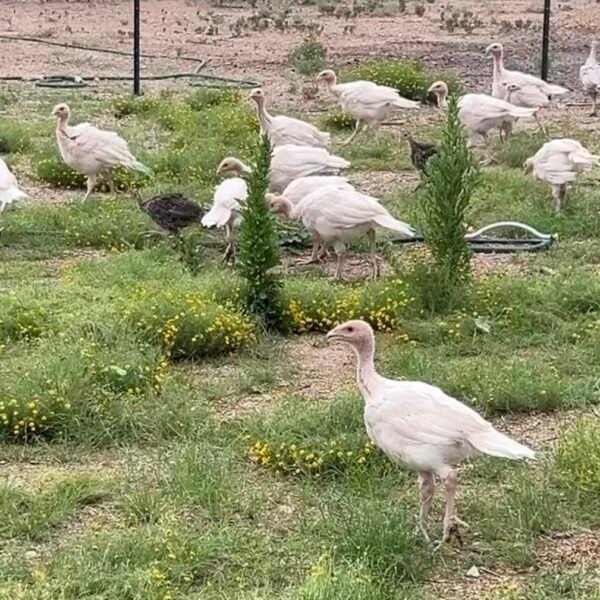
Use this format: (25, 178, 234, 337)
(2, 0, 600, 110)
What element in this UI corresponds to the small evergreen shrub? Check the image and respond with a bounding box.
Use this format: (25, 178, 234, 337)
(417, 93, 480, 312)
(288, 38, 328, 75)
(343, 59, 460, 101)
(237, 134, 283, 329)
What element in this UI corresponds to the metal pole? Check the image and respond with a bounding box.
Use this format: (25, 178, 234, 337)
(133, 0, 141, 95)
(541, 0, 551, 81)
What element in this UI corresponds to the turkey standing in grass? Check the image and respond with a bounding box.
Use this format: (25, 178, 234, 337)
(0, 157, 28, 212)
(216, 147, 350, 193)
(580, 41, 600, 117)
(405, 135, 438, 176)
(249, 88, 330, 148)
(268, 186, 414, 279)
(201, 174, 248, 261)
(428, 81, 536, 147)
(52, 103, 150, 202)
(502, 82, 549, 135)
(138, 193, 205, 235)
(326, 320, 535, 545)
(485, 43, 568, 100)
(524, 138, 599, 212)
(316, 69, 420, 145)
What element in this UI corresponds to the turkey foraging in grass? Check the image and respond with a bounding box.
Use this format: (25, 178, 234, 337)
(138, 192, 205, 235)
(405, 135, 438, 175)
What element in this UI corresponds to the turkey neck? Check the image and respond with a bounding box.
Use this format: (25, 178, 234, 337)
(589, 44, 598, 64)
(55, 116, 70, 139)
(492, 50, 505, 75)
(254, 98, 273, 134)
(354, 336, 377, 399)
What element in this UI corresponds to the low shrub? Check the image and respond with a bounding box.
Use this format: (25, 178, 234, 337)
(288, 38, 328, 75)
(320, 109, 356, 131)
(185, 88, 242, 111)
(249, 437, 378, 477)
(125, 289, 255, 359)
(0, 329, 163, 442)
(342, 59, 460, 101)
(111, 95, 162, 119)
(0, 297, 49, 342)
(0, 119, 33, 154)
(555, 417, 600, 498)
(283, 277, 414, 333)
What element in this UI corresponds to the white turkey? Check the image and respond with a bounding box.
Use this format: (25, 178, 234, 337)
(268, 186, 414, 279)
(201, 174, 248, 261)
(52, 103, 150, 201)
(485, 42, 568, 100)
(316, 69, 419, 145)
(217, 146, 350, 193)
(248, 88, 330, 148)
(580, 41, 600, 116)
(326, 319, 535, 545)
(278, 175, 353, 206)
(428, 81, 536, 147)
(502, 82, 548, 135)
(0, 157, 28, 212)
(524, 138, 598, 212)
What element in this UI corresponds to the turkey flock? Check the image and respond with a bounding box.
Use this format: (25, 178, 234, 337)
(2, 41, 599, 277)
(2, 38, 596, 549)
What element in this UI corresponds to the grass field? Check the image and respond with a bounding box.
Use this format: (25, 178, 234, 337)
(0, 80, 599, 599)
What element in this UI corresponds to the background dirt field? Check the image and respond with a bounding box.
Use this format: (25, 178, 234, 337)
(2, 0, 600, 107)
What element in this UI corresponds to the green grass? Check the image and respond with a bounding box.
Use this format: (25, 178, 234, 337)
(0, 84, 598, 599)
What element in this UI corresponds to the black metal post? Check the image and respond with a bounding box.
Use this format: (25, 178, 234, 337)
(133, 0, 141, 95)
(541, 0, 551, 81)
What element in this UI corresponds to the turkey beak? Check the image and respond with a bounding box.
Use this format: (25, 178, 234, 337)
(326, 327, 343, 343)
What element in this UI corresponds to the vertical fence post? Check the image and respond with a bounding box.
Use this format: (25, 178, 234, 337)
(133, 0, 141, 95)
(541, 0, 551, 81)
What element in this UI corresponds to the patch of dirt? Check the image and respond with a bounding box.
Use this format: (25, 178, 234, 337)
(537, 530, 600, 569)
(285, 334, 355, 399)
(0, 456, 125, 491)
(426, 569, 529, 600)
(493, 408, 593, 453)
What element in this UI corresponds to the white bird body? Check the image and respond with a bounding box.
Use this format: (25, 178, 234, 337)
(428, 81, 536, 146)
(525, 138, 598, 211)
(294, 186, 414, 245)
(503, 82, 549, 110)
(363, 379, 534, 474)
(52, 103, 150, 201)
(281, 175, 353, 206)
(0, 158, 28, 212)
(270, 145, 350, 192)
(201, 177, 248, 260)
(486, 43, 568, 99)
(317, 70, 419, 144)
(271, 186, 413, 278)
(249, 88, 330, 149)
(326, 320, 535, 543)
(580, 41, 600, 116)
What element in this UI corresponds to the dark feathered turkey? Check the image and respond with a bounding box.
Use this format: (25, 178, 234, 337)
(138, 193, 205, 234)
(406, 136, 438, 175)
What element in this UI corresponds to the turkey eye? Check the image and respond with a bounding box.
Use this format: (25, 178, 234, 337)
(347, 327, 354, 333)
